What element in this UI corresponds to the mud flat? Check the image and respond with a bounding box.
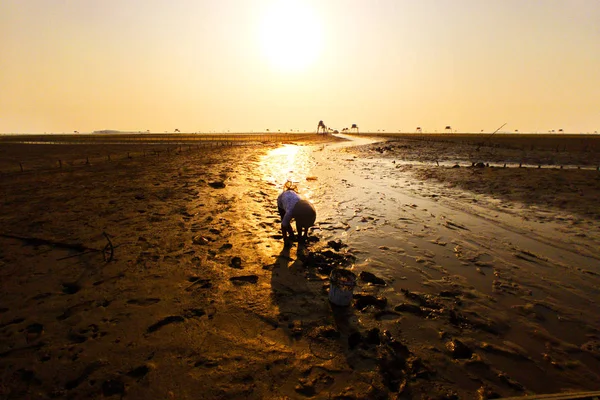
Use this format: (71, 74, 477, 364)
(1, 133, 599, 399)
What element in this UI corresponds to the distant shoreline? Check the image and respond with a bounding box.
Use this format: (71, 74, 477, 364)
(1, 131, 599, 137)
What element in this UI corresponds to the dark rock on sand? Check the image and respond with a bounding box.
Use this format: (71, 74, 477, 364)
(353, 294, 387, 311)
(327, 240, 346, 251)
(445, 339, 473, 359)
(366, 328, 381, 345)
(359, 271, 386, 285)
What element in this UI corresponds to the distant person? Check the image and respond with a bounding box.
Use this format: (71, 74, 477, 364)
(277, 181, 317, 245)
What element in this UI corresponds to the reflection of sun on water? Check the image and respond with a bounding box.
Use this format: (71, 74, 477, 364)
(260, 144, 315, 200)
(262, 145, 299, 185)
(258, 1, 324, 72)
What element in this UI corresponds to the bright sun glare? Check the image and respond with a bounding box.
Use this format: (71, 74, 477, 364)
(259, 1, 324, 72)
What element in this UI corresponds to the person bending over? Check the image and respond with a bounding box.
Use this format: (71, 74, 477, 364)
(277, 183, 316, 244)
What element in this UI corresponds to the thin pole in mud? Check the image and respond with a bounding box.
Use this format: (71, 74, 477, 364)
(477, 122, 507, 151)
(19, 162, 23, 172)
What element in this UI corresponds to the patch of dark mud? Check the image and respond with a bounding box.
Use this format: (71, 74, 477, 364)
(304, 247, 356, 276)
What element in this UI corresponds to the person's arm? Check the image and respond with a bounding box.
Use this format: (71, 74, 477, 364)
(281, 212, 294, 239)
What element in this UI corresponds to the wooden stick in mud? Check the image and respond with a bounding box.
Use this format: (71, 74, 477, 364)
(477, 122, 507, 151)
(102, 231, 114, 262)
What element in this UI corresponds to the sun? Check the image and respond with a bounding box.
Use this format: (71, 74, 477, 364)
(258, 1, 324, 72)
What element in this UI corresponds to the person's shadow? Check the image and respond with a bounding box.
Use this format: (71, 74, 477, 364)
(269, 239, 364, 369)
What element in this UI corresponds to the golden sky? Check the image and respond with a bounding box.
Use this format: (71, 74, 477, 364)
(1, 0, 599, 134)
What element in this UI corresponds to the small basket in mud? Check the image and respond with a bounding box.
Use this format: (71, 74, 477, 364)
(328, 268, 357, 306)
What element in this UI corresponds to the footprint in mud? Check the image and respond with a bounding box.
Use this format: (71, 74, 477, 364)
(25, 323, 44, 342)
(126, 298, 160, 306)
(146, 316, 185, 334)
(127, 364, 151, 380)
(92, 272, 125, 287)
(56, 300, 95, 321)
(0, 317, 25, 329)
(61, 282, 81, 295)
(65, 360, 107, 390)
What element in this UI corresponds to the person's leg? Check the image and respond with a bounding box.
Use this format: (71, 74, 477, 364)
(281, 207, 296, 244)
(296, 221, 305, 242)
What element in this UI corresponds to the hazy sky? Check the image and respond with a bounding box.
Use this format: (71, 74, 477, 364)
(1, 0, 599, 133)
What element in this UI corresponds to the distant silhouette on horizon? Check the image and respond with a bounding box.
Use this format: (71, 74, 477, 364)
(317, 120, 327, 135)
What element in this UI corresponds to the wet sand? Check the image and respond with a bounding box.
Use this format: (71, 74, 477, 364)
(1, 133, 599, 399)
